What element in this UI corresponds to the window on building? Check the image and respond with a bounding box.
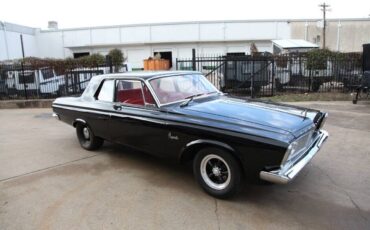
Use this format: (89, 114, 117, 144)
(73, 52, 90, 59)
(313, 35, 321, 45)
(153, 51, 172, 68)
(97, 80, 114, 102)
(226, 52, 245, 56)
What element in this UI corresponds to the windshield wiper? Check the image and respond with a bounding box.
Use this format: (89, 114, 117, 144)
(180, 93, 205, 107)
(179, 91, 219, 107)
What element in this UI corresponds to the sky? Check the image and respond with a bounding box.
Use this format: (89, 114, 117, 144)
(0, 0, 369, 29)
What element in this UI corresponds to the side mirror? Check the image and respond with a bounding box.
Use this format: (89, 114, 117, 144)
(113, 104, 122, 111)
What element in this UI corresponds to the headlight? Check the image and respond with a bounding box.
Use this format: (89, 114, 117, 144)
(281, 129, 315, 165)
(281, 141, 298, 165)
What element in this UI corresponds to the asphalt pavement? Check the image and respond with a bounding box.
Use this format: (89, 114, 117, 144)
(0, 101, 369, 229)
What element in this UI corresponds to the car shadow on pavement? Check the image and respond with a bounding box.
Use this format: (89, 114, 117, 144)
(97, 141, 370, 228)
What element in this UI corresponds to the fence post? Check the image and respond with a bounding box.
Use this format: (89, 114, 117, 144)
(271, 59, 275, 96)
(308, 70, 312, 93)
(21, 62, 27, 99)
(251, 60, 255, 98)
(192, 49, 196, 71)
(106, 55, 113, 73)
(20, 34, 28, 99)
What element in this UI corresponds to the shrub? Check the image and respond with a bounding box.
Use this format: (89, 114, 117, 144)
(78, 53, 105, 68)
(306, 49, 333, 70)
(108, 49, 124, 72)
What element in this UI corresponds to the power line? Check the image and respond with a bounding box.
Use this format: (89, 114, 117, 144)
(319, 3, 331, 49)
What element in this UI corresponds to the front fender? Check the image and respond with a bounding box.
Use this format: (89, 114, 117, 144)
(179, 139, 236, 163)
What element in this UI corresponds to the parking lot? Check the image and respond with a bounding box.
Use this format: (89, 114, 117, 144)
(0, 101, 369, 230)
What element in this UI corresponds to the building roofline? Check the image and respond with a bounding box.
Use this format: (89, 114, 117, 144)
(38, 18, 370, 33)
(0, 21, 36, 35)
(3, 18, 370, 34)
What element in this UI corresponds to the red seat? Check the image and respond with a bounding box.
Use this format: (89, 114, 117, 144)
(116, 89, 144, 105)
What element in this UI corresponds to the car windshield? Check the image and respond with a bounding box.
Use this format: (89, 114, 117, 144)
(149, 74, 219, 104)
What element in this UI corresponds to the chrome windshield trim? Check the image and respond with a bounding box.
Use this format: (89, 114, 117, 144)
(143, 79, 161, 107)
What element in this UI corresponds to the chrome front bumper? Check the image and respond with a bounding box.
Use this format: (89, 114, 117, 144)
(260, 130, 329, 184)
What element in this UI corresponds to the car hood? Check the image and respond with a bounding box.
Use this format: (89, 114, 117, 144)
(169, 96, 317, 140)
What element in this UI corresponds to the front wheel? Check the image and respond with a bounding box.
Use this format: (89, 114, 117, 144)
(76, 123, 104, 150)
(193, 147, 242, 199)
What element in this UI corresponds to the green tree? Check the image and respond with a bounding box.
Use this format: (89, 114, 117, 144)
(108, 49, 124, 72)
(306, 49, 333, 70)
(78, 53, 105, 68)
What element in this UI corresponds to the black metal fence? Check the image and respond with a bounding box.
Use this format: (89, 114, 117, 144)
(0, 63, 127, 100)
(176, 52, 363, 97)
(0, 52, 363, 100)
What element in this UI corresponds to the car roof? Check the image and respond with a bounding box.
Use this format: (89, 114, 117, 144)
(97, 70, 201, 80)
(80, 70, 202, 103)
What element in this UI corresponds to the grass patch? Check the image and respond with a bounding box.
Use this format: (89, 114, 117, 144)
(261, 92, 353, 102)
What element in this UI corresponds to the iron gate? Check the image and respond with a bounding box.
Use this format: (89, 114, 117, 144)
(176, 52, 363, 98)
(176, 54, 275, 97)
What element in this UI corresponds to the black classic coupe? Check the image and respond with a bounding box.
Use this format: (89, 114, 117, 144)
(52, 71, 328, 198)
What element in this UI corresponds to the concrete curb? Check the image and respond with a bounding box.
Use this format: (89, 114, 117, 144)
(0, 99, 54, 109)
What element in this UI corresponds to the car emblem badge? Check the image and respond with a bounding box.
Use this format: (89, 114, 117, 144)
(168, 132, 179, 140)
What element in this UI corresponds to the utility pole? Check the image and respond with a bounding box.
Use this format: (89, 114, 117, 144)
(319, 3, 330, 49)
(20, 34, 28, 99)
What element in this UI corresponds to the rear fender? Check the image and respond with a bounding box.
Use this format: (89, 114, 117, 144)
(72, 118, 87, 127)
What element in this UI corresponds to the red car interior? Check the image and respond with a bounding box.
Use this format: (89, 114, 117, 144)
(116, 89, 144, 105)
(116, 86, 155, 106)
(143, 85, 155, 104)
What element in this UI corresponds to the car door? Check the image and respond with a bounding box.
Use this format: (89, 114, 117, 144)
(86, 79, 115, 140)
(109, 79, 168, 156)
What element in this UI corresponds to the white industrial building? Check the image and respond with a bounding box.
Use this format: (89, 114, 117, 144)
(1, 19, 369, 69)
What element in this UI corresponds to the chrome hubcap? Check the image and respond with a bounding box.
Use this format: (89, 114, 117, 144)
(212, 167, 221, 177)
(82, 127, 90, 139)
(200, 154, 231, 190)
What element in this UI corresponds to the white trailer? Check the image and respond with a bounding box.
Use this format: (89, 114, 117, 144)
(4, 68, 65, 96)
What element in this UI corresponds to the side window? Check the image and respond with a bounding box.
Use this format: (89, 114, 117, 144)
(97, 80, 114, 102)
(115, 80, 156, 107)
(116, 80, 145, 106)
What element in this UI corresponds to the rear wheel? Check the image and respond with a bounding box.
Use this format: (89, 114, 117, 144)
(193, 147, 242, 199)
(76, 123, 103, 150)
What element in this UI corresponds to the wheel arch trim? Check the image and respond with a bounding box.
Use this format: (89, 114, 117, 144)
(179, 139, 237, 162)
(72, 118, 87, 127)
